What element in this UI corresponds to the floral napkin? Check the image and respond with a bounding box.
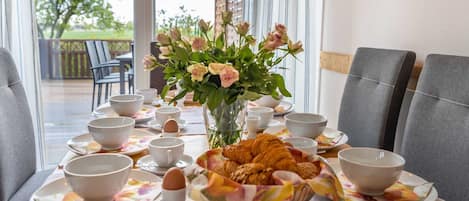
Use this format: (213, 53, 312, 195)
(38, 178, 160, 201)
(338, 173, 433, 201)
(185, 148, 345, 201)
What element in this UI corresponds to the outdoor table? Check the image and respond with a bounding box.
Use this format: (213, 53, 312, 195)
(114, 52, 132, 94)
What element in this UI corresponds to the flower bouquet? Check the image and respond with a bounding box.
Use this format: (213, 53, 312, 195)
(143, 11, 303, 148)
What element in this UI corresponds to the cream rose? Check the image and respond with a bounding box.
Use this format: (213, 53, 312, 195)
(208, 63, 226, 75)
(187, 63, 208, 82)
(219, 65, 239, 88)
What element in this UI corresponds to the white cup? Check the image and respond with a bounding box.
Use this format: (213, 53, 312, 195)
(283, 137, 318, 156)
(149, 137, 184, 167)
(246, 116, 260, 139)
(155, 107, 181, 126)
(248, 107, 274, 129)
(136, 88, 158, 104)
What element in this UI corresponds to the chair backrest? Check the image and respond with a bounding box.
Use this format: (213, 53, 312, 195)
(102, 41, 112, 61)
(84, 41, 103, 81)
(95, 40, 107, 64)
(0, 48, 36, 201)
(401, 54, 469, 200)
(338, 47, 415, 150)
(94, 41, 111, 76)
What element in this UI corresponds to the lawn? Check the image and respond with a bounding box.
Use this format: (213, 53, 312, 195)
(61, 30, 133, 40)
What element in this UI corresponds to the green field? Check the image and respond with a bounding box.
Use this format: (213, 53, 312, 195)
(61, 30, 133, 40)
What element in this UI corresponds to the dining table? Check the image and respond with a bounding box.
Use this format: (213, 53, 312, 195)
(114, 52, 133, 95)
(35, 101, 442, 201)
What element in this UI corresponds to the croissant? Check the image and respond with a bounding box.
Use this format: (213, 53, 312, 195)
(222, 144, 253, 164)
(296, 162, 320, 179)
(230, 163, 274, 185)
(252, 134, 285, 155)
(253, 145, 298, 172)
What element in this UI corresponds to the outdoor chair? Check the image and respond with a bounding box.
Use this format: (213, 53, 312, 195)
(85, 41, 122, 111)
(338, 47, 415, 150)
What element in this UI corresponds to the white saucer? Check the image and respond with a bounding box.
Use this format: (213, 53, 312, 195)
(147, 119, 187, 131)
(93, 103, 155, 124)
(327, 158, 438, 201)
(137, 154, 194, 175)
(263, 125, 349, 151)
(274, 101, 294, 116)
(66, 130, 157, 156)
(32, 170, 161, 201)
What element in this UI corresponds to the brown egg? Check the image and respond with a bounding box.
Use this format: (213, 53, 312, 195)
(162, 167, 186, 190)
(163, 119, 179, 133)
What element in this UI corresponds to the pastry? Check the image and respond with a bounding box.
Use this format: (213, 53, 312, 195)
(230, 163, 274, 185)
(296, 162, 319, 179)
(222, 144, 253, 164)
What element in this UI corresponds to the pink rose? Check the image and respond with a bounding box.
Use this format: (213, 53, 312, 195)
(142, 55, 157, 70)
(170, 28, 181, 40)
(263, 32, 284, 51)
(191, 37, 206, 51)
(236, 22, 250, 36)
(288, 40, 304, 54)
(156, 33, 170, 45)
(208, 63, 225, 75)
(219, 65, 239, 88)
(275, 23, 287, 34)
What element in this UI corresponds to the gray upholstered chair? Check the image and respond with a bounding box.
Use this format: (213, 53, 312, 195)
(338, 47, 415, 150)
(400, 54, 469, 200)
(0, 48, 52, 201)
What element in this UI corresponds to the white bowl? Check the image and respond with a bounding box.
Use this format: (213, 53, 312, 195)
(88, 117, 135, 150)
(338, 147, 405, 196)
(283, 137, 318, 155)
(64, 154, 133, 201)
(284, 113, 327, 138)
(109, 94, 144, 116)
(254, 95, 283, 108)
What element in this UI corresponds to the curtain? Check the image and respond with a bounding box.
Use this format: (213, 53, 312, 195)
(0, 0, 45, 169)
(244, 0, 323, 113)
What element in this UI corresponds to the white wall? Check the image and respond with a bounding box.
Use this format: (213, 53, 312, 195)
(320, 0, 469, 128)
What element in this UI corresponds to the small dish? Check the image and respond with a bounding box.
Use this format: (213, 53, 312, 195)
(32, 170, 162, 201)
(263, 125, 348, 151)
(67, 130, 157, 156)
(93, 103, 155, 124)
(148, 119, 187, 131)
(274, 101, 294, 116)
(136, 154, 194, 176)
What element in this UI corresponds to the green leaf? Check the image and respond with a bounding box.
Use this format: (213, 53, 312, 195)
(272, 73, 292, 97)
(215, 33, 224, 49)
(174, 46, 189, 62)
(172, 89, 188, 103)
(240, 90, 262, 101)
(207, 88, 224, 110)
(161, 85, 171, 101)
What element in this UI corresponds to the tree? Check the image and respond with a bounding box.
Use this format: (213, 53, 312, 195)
(35, 0, 124, 39)
(156, 6, 201, 36)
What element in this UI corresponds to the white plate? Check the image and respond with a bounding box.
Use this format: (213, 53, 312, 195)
(66, 130, 157, 156)
(93, 103, 155, 124)
(263, 125, 349, 151)
(326, 158, 438, 201)
(274, 101, 294, 116)
(137, 154, 194, 176)
(32, 170, 162, 201)
(147, 119, 187, 131)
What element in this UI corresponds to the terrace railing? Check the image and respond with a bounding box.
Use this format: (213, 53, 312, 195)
(38, 39, 132, 79)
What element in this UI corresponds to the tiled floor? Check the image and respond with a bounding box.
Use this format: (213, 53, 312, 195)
(41, 79, 128, 166)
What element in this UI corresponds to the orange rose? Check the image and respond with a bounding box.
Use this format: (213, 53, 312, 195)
(192, 37, 207, 51)
(208, 63, 226, 75)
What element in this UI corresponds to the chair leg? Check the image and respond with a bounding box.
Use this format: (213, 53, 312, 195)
(97, 84, 102, 106)
(105, 83, 109, 102)
(91, 83, 96, 111)
(109, 84, 112, 97)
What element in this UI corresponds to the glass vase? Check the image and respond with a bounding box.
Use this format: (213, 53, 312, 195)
(203, 99, 247, 149)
